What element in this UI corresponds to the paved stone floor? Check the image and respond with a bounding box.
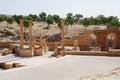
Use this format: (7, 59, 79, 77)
(0, 55, 120, 80)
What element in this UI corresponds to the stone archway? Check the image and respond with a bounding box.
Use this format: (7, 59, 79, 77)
(106, 27, 119, 49)
(89, 34, 96, 47)
(106, 33, 116, 49)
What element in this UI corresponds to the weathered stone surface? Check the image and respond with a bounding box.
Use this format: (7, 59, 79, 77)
(73, 40, 80, 51)
(9, 44, 16, 51)
(61, 51, 108, 56)
(0, 62, 6, 68)
(20, 20, 24, 49)
(1, 48, 11, 56)
(12, 45, 20, 54)
(53, 42, 58, 56)
(43, 39, 49, 53)
(109, 49, 120, 56)
(4, 64, 13, 69)
(61, 20, 65, 49)
(29, 20, 33, 49)
(72, 46, 80, 51)
(39, 32, 43, 47)
(43, 33, 61, 42)
(19, 49, 34, 57)
(5, 29, 18, 36)
(34, 48, 44, 56)
(13, 63, 24, 68)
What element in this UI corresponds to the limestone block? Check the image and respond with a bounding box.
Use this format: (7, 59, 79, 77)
(74, 40, 78, 46)
(9, 44, 16, 51)
(13, 63, 25, 68)
(34, 48, 44, 56)
(46, 46, 49, 52)
(19, 49, 33, 57)
(12, 45, 20, 54)
(72, 46, 80, 51)
(0, 62, 5, 68)
(53, 48, 59, 56)
(13, 63, 21, 67)
(1, 48, 11, 56)
(4, 64, 13, 69)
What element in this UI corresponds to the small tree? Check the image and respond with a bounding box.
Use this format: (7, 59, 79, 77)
(6, 17, 14, 27)
(29, 14, 38, 21)
(23, 20, 29, 33)
(65, 13, 74, 25)
(0, 15, 7, 22)
(80, 18, 89, 30)
(53, 15, 60, 23)
(46, 15, 53, 28)
(39, 12, 46, 22)
(74, 14, 83, 24)
(14, 15, 24, 26)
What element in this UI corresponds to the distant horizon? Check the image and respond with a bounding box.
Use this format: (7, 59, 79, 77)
(0, 0, 120, 18)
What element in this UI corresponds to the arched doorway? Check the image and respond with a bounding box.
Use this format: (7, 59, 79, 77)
(107, 33, 116, 49)
(89, 34, 96, 47)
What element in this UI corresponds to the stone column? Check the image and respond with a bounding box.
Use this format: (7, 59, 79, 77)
(40, 32, 43, 48)
(32, 36, 35, 47)
(73, 40, 80, 51)
(29, 20, 32, 49)
(74, 40, 78, 49)
(61, 20, 65, 49)
(43, 39, 46, 52)
(54, 42, 58, 56)
(20, 20, 24, 49)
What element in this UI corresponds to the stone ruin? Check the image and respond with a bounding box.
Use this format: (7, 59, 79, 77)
(0, 62, 25, 70)
(52, 20, 120, 56)
(19, 20, 49, 57)
(1, 19, 120, 57)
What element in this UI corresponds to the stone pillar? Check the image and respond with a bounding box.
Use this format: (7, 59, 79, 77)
(53, 42, 58, 56)
(74, 40, 78, 48)
(32, 36, 35, 47)
(43, 39, 49, 53)
(40, 32, 43, 48)
(43, 39, 47, 53)
(29, 20, 33, 49)
(73, 40, 80, 51)
(20, 20, 24, 49)
(61, 20, 65, 49)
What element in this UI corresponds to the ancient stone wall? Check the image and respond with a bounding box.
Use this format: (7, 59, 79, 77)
(72, 27, 120, 50)
(74, 30, 94, 45)
(94, 27, 120, 49)
(94, 30, 107, 50)
(64, 39, 73, 46)
(106, 27, 120, 49)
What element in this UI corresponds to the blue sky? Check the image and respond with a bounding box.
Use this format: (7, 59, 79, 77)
(0, 0, 120, 18)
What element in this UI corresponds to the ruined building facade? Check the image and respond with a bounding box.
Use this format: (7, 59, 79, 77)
(72, 27, 120, 51)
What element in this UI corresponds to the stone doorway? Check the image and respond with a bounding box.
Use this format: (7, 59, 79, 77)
(107, 34, 116, 49)
(89, 34, 96, 48)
